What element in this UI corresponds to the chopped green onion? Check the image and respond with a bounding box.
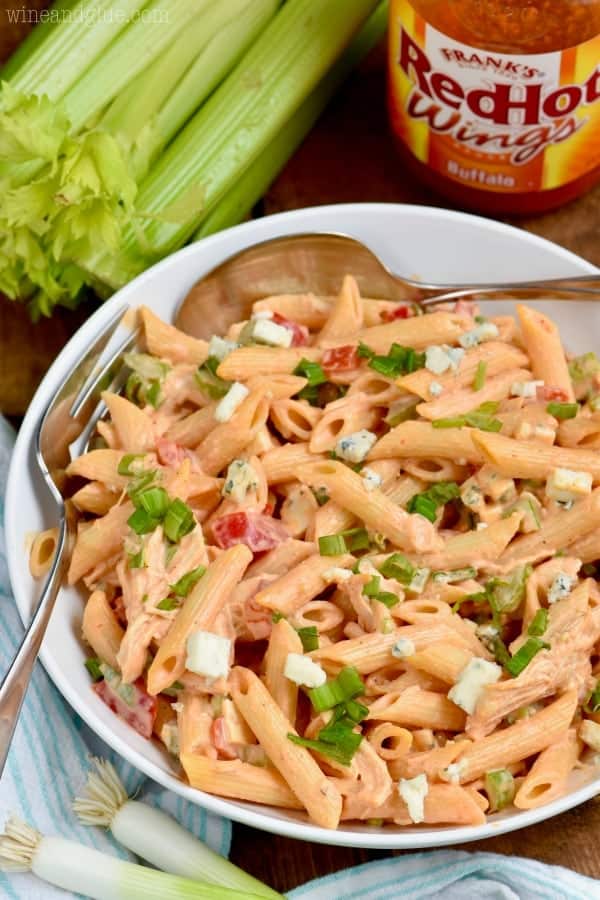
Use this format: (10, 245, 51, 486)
(433, 567, 477, 584)
(163, 499, 196, 543)
(477, 401, 500, 415)
(297, 626, 319, 652)
(407, 481, 460, 522)
(287, 733, 358, 767)
(487, 565, 531, 615)
(452, 591, 489, 613)
(170, 566, 206, 597)
(336, 666, 365, 699)
(358, 342, 375, 360)
(505, 637, 549, 677)
(293, 358, 326, 386)
(492, 636, 512, 668)
(432, 402, 502, 432)
(585, 682, 600, 714)
(363, 575, 381, 598)
(164, 543, 178, 567)
(546, 402, 579, 420)
(312, 486, 330, 506)
(124, 353, 170, 409)
(195, 360, 231, 400)
(408, 494, 438, 521)
(84, 658, 103, 682)
(138, 487, 170, 519)
(127, 470, 157, 506)
(385, 398, 419, 427)
(344, 699, 369, 723)
(317, 720, 362, 757)
(366, 818, 384, 827)
(432, 416, 468, 429)
(568, 352, 600, 382)
(272, 611, 285, 623)
(527, 608, 548, 637)
(318, 533, 347, 556)
(307, 680, 347, 712)
(379, 552, 415, 584)
(118, 453, 145, 476)
(157, 597, 180, 612)
(485, 769, 516, 812)
(374, 591, 400, 608)
(127, 507, 160, 536)
(128, 548, 145, 569)
(473, 360, 487, 391)
(340, 527, 370, 552)
(308, 666, 364, 711)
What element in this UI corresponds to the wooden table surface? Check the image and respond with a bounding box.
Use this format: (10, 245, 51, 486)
(1, 6, 600, 893)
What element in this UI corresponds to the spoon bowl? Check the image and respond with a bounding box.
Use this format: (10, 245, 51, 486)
(175, 232, 600, 340)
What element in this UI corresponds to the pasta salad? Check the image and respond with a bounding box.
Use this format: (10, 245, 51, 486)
(31, 277, 600, 830)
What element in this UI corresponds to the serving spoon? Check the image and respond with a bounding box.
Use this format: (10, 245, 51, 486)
(175, 232, 600, 338)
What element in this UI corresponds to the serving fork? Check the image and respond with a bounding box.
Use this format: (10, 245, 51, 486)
(0, 308, 138, 777)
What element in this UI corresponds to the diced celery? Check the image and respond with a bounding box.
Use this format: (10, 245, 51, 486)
(485, 769, 515, 812)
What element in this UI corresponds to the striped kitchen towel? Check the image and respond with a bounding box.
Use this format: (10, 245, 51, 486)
(0, 416, 229, 899)
(290, 851, 600, 899)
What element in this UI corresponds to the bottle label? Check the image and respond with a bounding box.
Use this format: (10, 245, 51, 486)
(389, 0, 600, 193)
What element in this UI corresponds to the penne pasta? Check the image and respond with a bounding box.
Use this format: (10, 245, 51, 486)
(358, 311, 467, 354)
(81, 590, 124, 670)
(455, 691, 578, 783)
(147, 545, 252, 695)
(29, 527, 59, 578)
(181, 754, 303, 809)
(517, 304, 574, 401)
(66, 285, 600, 832)
(297, 460, 442, 553)
(230, 667, 342, 829)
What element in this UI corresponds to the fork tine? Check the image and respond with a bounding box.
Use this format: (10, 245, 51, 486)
(68, 366, 130, 461)
(69, 306, 139, 419)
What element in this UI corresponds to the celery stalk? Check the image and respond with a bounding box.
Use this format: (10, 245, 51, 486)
(195, 1, 388, 238)
(5, 0, 149, 101)
(154, 0, 281, 156)
(61, 0, 216, 131)
(0, 0, 79, 81)
(101, 0, 278, 164)
(77, 0, 382, 288)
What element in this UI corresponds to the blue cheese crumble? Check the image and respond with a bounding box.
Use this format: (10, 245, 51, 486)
(547, 572, 576, 604)
(335, 430, 377, 464)
(222, 459, 258, 504)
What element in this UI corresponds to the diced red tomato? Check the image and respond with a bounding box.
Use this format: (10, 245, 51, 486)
(93, 677, 157, 739)
(211, 717, 237, 760)
(212, 511, 289, 552)
(322, 345, 360, 372)
(381, 305, 411, 322)
(537, 385, 570, 402)
(157, 439, 199, 471)
(272, 313, 309, 347)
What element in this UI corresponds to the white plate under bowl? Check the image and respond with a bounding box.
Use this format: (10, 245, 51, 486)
(6, 203, 600, 849)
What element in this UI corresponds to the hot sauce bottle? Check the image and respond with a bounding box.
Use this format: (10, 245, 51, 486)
(388, 0, 600, 213)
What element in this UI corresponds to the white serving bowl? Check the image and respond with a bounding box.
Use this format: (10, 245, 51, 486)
(6, 203, 600, 849)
